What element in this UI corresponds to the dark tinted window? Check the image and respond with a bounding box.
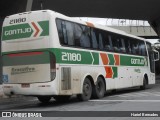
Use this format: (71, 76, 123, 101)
(91, 28, 98, 49)
(103, 34, 113, 51)
(124, 38, 132, 54)
(56, 18, 147, 56)
(120, 38, 126, 53)
(131, 39, 139, 55)
(56, 19, 65, 45)
(111, 35, 121, 52)
(75, 24, 91, 48)
(139, 41, 147, 56)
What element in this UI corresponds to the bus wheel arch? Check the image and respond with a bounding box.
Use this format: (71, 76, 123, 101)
(92, 75, 106, 99)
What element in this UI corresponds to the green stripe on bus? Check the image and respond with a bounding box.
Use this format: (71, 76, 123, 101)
(2, 48, 148, 66)
(112, 67, 118, 78)
(52, 49, 94, 65)
(120, 55, 147, 66)
(108, 54, 114, 65)
(38, 21, 49, 36)
(92, 52, 99, 65)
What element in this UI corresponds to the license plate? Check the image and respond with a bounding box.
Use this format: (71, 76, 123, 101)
(21, 83, 30, 88)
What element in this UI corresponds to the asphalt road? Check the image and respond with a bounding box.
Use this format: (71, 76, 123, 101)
(0, 83, 160, 120)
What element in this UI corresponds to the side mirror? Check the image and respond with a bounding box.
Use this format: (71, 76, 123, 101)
(153, 50, 159, 61)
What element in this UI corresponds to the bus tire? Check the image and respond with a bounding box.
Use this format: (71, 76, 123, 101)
(92, 77, 105, 99)
(140, 77, 147, 90)
(53, 95, 71, 102)
(77, 78, 92, 101)
(37, 96, 51, 103)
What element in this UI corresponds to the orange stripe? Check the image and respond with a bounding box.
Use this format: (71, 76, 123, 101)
(86, 22, 94, 27)
(114, 54, 120, 65)
(105, 67, 113, 78)
(100, 53, 109, 65)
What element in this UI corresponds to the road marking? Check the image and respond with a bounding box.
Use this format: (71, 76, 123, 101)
(119, 93, 147, 97)
(108, 93, 146, 98)
(108, 91, 160, 98)
(89, 100, 160, 102)
(138, 92, 160, 96)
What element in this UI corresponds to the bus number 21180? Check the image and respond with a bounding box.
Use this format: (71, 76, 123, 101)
(62, 52, 81, 62)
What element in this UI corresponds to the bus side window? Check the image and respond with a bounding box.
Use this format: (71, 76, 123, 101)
(124, 38, 131, 54)
(74, 24, 83, 47)
(98, 33, 104, 50)
(80, 26, 91, 48)
(65, 21, 75, 46)
(108, 35, 113, 51)
(62, 21, 68, 45)
(120, 38, 126, 53)
(103, 33, 112, 51)
(131, 39, 139, 55)
(91, 28, 98, 49)
(56, 19, 66, 45)
(112, 35, 120, 52)
(139, 41, 147, 56)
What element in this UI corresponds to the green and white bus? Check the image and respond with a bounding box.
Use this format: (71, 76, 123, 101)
(1, 10, 158, 103)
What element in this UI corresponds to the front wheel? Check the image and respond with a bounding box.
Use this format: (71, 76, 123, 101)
(37, 96, 51, 103)
(77, 78, 92, 101)
(140, 77, 147, 90)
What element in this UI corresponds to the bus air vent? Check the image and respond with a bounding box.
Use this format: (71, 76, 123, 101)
(61, 67, 71, 90)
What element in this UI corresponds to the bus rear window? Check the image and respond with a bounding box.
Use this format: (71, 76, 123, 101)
(3, 52, 50, 66)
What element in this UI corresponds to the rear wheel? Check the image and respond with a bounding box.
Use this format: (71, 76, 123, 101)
(37, 96, 51, 103)
(77, 78, 92, 101)
(92, 77, 105, 99)
(53, 95, 71, 102)
(140, 77, 147, 90)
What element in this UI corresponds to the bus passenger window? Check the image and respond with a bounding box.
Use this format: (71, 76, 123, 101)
(139, 41, 147, 56)
(91, 28, 98, 49)
(80, 27, 91, 48)
(104, 35, 112, 51)
(98, 33, 104, 50)
(65, 21, 75, 46)
(124, 39, 131, 54)
(112, 36, 120, 52)
(120, 38, 126, 53)
(56, 19, 66, 45)
(74, 24, 83, 47)
(56, 19, 75, 46)
(108, 35, 113, 51)
(131, 40, 139, 55)
(62, 21, 68, 45)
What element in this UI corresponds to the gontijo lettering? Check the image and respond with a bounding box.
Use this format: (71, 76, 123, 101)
(4, 28, 32, 36)
(131, 58, 145, 65)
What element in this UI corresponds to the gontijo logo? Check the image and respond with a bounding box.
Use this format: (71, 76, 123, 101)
(131, 58, 145, 65)
(2, 20, 49, 40)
